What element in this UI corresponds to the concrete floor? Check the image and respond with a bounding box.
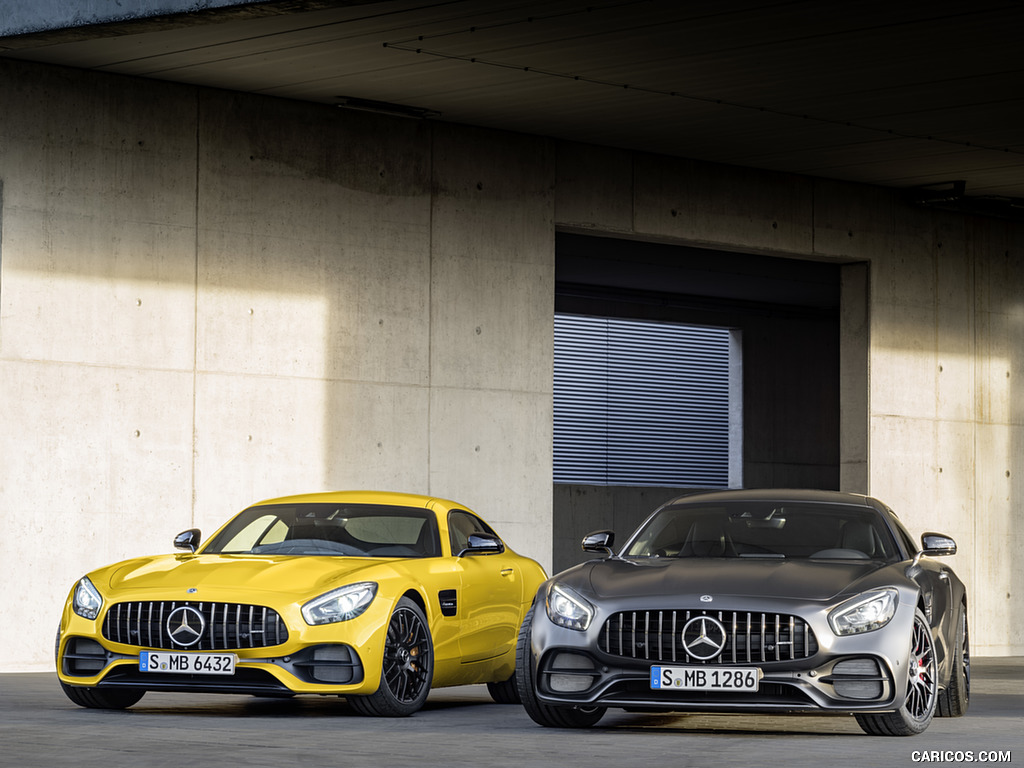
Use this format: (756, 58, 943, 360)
(3, 658, 1019, 768)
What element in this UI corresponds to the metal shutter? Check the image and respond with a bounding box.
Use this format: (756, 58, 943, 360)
(553, 314, 730, 487)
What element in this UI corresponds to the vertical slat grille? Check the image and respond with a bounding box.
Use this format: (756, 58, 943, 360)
(101, 601, 288, 650)
(553, 314, 731, 487)
(671, 611, 677, 663)
(598, 609, 818, 663)
(657, 611, 664, 662)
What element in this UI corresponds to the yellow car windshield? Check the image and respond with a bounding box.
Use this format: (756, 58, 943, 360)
(203, 503, 441, 558)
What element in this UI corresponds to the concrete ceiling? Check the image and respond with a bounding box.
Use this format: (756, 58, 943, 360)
(3, 0, 1023, 216)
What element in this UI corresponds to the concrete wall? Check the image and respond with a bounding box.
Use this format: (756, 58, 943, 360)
(1, 56, 1022, 669)
(0, 59, 554, 670)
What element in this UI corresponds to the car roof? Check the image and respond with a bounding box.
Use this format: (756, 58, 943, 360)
(248, 490, 462, 511)
(663, 488, 881, 508)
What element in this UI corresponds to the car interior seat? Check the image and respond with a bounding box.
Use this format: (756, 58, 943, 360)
(838, 519, 877, 557)
(680, 517, 733, 557)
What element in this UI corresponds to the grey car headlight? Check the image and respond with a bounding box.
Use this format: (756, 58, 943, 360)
(302, 582, 378, 625)
(828, 588, 898, 635)
(72, 576, 103, 620)
(546, 583, 595, 631)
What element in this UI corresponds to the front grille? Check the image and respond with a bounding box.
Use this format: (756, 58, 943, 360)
(599, 609, 818, 664)
(102, 601, 289, 651)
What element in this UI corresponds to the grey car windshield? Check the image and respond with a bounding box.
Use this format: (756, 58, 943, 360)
(623, 502, 899, 562)
(203, 503, 441, 558)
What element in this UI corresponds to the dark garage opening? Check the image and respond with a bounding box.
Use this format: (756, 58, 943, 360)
(552, 232, 842, 571)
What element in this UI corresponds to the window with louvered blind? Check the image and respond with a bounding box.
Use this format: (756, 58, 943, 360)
(553, 313, 734, 487)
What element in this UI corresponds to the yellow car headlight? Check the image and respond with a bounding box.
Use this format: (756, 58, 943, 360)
(301, 582, 378, 625)
(72, 576, 103, 620)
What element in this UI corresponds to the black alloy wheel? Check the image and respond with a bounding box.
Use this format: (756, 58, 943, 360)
(349, 597, 433, 717)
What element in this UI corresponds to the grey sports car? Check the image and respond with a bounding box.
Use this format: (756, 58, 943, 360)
(516, 489, 969, 735)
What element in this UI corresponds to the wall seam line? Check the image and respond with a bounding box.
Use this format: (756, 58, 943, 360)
(190, 89, 201, 527)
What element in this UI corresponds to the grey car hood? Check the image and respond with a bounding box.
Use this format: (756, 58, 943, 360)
(583, 557, 889, 603)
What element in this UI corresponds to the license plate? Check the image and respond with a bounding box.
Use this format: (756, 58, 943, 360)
(651, 665, 760, 692)
(140, 650, 236, 675)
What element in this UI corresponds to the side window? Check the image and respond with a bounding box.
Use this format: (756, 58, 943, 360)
(891, 516, 919, 557)
(448, 510, 496, 555)
(217, 514, 283, 552)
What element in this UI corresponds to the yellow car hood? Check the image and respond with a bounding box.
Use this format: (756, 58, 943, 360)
(104, 554, 389, 599)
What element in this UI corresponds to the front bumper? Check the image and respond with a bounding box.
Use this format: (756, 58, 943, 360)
(59, 635, 366, 695)
(527, 599, 917, 715)
(56, 592, 399, 696)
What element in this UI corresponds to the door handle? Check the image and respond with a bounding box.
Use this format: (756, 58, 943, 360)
(500, 568, 514, 577)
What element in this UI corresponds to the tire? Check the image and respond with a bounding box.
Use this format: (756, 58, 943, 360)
(937, 602, 970, 717)
(487, 672, 520, 704)
(348, 597, 433, 717)
(856, 609, 937, 736)
(515, 606, 605, 728)
(59, 682, 144, 710)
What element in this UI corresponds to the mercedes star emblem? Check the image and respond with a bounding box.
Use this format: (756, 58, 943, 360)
(681, 615, 728, 661)
(167, 605, 206, 647)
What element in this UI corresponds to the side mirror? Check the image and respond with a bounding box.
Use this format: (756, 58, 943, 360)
(458, 533, 505, 557)
(921, 532, 956, 557)
(582, 530, 615, 557)
(174, 528, 202, 553)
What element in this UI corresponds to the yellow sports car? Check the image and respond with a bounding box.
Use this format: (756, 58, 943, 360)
(56, 490, 547, 716)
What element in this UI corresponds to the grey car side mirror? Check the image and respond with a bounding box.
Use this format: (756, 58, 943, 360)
(582, 530, 615, 557)
(921, 532, 956, 557)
